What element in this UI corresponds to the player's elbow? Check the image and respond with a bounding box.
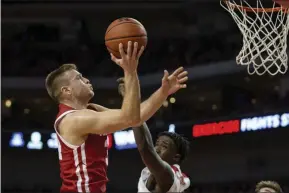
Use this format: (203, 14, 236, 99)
(125, 116, 141, 127)
(130, 119, 142, 127)
(122, 112, 141, 127)
(131, 112, 141, 125)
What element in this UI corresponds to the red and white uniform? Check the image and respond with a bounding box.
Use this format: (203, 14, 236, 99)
(54, 104, 109, 193)
(138, 164, 190, 192)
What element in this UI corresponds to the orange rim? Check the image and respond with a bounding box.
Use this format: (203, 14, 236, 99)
(222, 0, 289, 12)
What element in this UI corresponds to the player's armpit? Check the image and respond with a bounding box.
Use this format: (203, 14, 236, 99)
(60, 109, 139, 135)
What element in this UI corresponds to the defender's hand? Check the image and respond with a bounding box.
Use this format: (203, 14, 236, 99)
(87, 103, 108, 112)
(111, 41, 145, 74)
(87, 103, 100, 111)
(117, 77, 125, 97)
(161, 67, 188, 96)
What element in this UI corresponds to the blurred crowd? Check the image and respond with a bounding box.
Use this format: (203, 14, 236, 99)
(3, 23, 289, 130)
(2, 23, 241, 77)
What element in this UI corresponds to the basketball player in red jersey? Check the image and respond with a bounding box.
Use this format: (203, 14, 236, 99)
(45, 41, 188, 193)
(118, 73, 190, 193)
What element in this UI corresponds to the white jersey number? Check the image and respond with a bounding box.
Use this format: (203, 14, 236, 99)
(104, 136, 109, 166)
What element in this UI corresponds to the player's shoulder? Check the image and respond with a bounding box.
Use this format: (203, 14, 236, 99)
(167, 164, 190, 192)
(171, 164, 189, 180)
(58, 109, 83, 123)
(58, 109, 95, 130)
(171, 164, 186, 174)
(140, 166, 150, 176)
(64, 108, 96, 119)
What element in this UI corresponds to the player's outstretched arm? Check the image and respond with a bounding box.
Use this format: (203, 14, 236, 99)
(110, 41, 144, 126)
(90, 67, 188, 123)
(118, 67, 188, 123)
(132, 122, 174, 192)
(140, 67, 188, 122)
(60, 42, 144, 135)
(60, 108, 138, 135)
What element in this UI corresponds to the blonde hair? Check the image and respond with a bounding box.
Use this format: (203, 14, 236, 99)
(45, 64, 77, 101)
(255, 181, 283, 193)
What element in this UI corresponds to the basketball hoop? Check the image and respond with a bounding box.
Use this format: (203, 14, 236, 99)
(220, 0, 289, 75)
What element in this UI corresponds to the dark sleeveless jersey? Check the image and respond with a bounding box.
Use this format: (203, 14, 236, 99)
(54, 104, 108, 193)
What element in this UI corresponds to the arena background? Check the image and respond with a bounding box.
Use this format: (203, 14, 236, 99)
(1, 0, 289, 192)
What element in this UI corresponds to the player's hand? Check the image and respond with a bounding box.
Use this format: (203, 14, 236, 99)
(111, 41, 145, 73)
(117, 77, 125, 97)
(87, 103, 108, 112)
(87, 103, 99, 111)
(161, 67, 188, 96)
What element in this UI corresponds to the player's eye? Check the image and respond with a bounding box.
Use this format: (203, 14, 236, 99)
(158, 144, 167, 149)
(76, 75, 81, 79)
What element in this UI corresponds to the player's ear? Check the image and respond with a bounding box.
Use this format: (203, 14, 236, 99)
(61, 86, 71, 95)
(173, 154, 181, 163)
(117, 77, 124, 84)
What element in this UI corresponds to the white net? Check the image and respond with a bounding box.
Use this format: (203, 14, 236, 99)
(220, 0, 289, 75)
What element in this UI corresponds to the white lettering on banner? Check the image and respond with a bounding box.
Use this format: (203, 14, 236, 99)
(281, 113, 289, 127)
(240, 113, 289, 132)
(113, 130, 137, 150)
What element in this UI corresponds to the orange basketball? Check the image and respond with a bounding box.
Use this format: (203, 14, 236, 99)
(105, 18, 147, 58)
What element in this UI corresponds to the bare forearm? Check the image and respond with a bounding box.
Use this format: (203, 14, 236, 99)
(140, 87, 167, 122)
(133, 122, 154, 151)
(132, 123, 164, 173)
(122, 72, 141, 123)
(132, 123, 174, 191)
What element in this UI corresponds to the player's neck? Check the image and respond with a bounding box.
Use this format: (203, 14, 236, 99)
(60, 99, 88, 110)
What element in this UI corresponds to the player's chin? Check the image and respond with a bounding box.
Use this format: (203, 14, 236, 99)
(88, 90, 95, 97)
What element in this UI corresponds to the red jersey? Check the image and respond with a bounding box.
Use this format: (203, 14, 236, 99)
(54, 104, 108, 193)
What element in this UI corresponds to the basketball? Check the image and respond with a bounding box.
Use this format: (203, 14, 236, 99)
(105, 18, 147, 58)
